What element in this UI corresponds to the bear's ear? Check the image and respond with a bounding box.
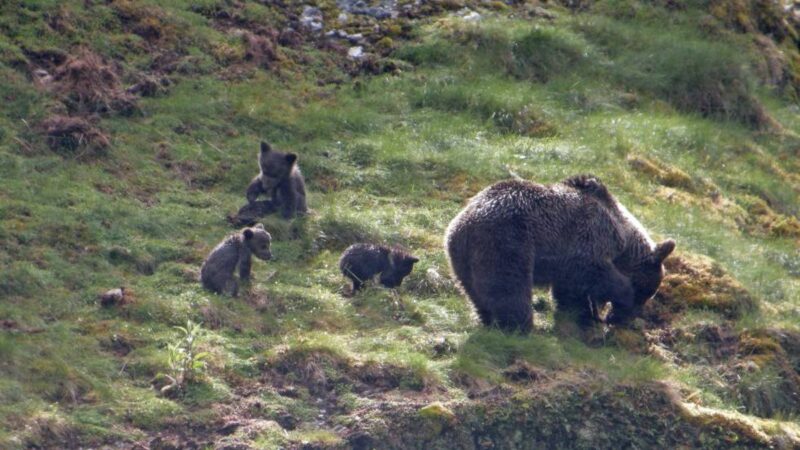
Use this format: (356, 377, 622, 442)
(243, 229, 255, 240)
(260, 141, 271, 153)
(285, 153, 297, 165)
(654, 239, 676, 262)
(254, 223, 264, 230)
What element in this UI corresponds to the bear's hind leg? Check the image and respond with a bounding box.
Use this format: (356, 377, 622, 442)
(350, 278, 362, 294)
(224, 278, 239, 297)
(472, 251, 534, 333)
(474, 306, 494, 326)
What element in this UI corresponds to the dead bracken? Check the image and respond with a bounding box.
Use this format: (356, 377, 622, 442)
(39, 114, 110, 156)
(52, 49, 137, 115)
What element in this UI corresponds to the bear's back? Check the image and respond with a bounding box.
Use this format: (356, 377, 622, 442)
(202, 235, 241, 273)
(451, 178, 639, 260)
(461, 179, 584, 225)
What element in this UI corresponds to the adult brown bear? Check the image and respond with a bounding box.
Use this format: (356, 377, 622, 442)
(444, 175, 675, 332)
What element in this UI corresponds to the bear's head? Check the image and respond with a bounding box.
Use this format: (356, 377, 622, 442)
(243, 223, 272, 261)
(258, 141, 298, 190)
(379, 250, 419, 288)
(627, 239, 675, 306)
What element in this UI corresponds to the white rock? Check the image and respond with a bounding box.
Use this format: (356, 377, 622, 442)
(348, 46, 364, 59)
(462, 11, 482, 22)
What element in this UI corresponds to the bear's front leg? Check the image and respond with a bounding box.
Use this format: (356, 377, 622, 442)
(552, 283, 595, 326)
(278, 182, 297, 219)
(586, 262, 634, 311)
(238, 252, 252, 281)
(246, 176, 265, 204)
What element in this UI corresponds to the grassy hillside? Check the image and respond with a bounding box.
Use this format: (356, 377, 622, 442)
(1, 0, 800, 448)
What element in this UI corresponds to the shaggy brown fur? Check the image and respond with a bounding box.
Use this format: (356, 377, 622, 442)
(445, 175, 675, 332)
(245, 141, 307, 219)
(201, 224, 273, 297)
(339, 243, 419, 294)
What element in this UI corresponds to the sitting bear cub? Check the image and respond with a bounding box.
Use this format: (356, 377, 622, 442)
(339, 243, 419, 295)
(201, 224, 272, 297)
(246, 141, 307, 219)
(445, 175, 675, 332)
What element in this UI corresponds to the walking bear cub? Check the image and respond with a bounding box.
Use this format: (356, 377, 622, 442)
(201, 224, 273, 297)
(445, 175, 675, 332)
(339, 243, 419, 295)
(246, 141, 307, 219)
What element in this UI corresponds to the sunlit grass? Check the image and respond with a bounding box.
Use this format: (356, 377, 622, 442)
(0, 0, 798, 446)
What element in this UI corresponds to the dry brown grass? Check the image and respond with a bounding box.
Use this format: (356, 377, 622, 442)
(39, 114, 110, 157)
(52, 49, 137, 115)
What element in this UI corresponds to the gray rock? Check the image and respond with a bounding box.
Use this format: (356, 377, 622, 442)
(337, 0, 398, 19)
(300, 6, 324, 32)
(325, 29, 365, 44)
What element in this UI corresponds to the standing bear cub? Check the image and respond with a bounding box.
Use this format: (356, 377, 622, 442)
(246, 141, 307, 219)
(445, 175, 675, 332)
(339, 243, 419, 295)
(201, 224, 272, 297)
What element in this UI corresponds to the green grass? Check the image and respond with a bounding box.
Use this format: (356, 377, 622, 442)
(1, 0, 799, 447)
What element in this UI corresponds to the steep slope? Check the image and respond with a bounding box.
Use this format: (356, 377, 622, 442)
(1, 1, 800, 448)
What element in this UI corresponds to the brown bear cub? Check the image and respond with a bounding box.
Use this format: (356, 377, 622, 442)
(201, 224, 272, 297)
(339, 244, 419, 295)
(246, 141, 307, 219)
(445, 175, 675, 332)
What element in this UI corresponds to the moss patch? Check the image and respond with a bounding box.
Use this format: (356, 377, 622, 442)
(647, 253, 758, 321)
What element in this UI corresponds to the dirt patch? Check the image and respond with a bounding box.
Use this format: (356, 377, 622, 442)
(52, 49, 137, 116)
(502, 359, 549, 383)
(112, 0, 179, 45)
(127, 73, 171, 98)
(752, 35, 795, 93)
(265, 347, 430, 397)
(644, 253, 758, 322)
(39, 114, 110, 158)
(344, 381, 778, 449)
(676, 324, 800, 419)
(708, 0, 795, 41)
(23, 47, 69, 71)
(243, 30, 281, 69)
(21, 411, 82, 449)
(644, 321, 800, 419)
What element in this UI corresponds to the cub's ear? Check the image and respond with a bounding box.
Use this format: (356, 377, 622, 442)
(254, 223, 264, 229)
(408, 256, 420, 264)
(285, 153, 297, 165)
(654, 239, 676, 262)
(243, 229, 255, 240)
(260, 141, 271, 153)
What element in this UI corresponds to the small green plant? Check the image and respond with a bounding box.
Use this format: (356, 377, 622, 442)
(160, 320, 209, 395)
